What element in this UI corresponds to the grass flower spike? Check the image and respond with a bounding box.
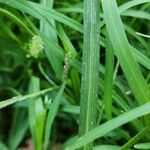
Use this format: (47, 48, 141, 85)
(27, 35, 44, 58)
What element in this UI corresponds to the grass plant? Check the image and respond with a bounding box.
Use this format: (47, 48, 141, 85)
(0, 0, 150, 149)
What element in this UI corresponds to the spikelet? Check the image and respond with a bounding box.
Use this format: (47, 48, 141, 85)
(27, 35, 44, 58)
(63, 51, 72, 79)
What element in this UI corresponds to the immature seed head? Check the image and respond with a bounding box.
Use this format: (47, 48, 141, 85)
(27, 35, 44, 58)
(63, 51, 72, 78)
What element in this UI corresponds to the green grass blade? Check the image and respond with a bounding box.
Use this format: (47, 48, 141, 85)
(0, 140, 8, 150)
(132, 47, 150, 70)
(122, 10, 150, 20)
(44, 81, 66, 150)
(64, 102, 150, 150)
(103, 35, 114, 119)
(57, 23, 77, 57)
(0, 8, 33, 35)
(100, 0, 150, 33)
(93, 145, 120, 150)
(79, 0, 100, 149)
(124, 24, 149, 51)
(0, 0, 83, 33)
(0, 87, 55, 109)
(136, 32, 150, 39)
(40, 0, 63, 79)
(100, 35, 150, 70)
(8, 109, 28, 150)
(134, 143, 150, 149)
(119, 0, 150, 14)
(27, 76, 46, 150)
(57, 6, 83, 13)
(70, 69, 81, 104)
(101, 0, 150, 106)
(40, 0, 57, 39)
(120, 125, 150, 150)
(61, 105, 80, 114)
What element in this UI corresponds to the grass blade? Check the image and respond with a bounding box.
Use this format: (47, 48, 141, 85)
(79, 0, 100, 149)
(0, 87, 55, 109)
(8, 109, 28, 150)
(0, 140, 8, 150)
(40, 0, 63, 79)
(120, 126, 150, 150)
(57, 23, 77, 57)
(119, 0, 150, 14)
(64, 102, 150, 150)
(44, 81, 66, 150)
(103, 35, 114, 119)
(101, 0, 150, 107)
(134, 143, 150, 149)
(122, 10, 150, 20)
(93, 145, 120, 150)
(0, 8, 33, 35)
(27, 76, 46, 150)
(0, 0, 83, 33)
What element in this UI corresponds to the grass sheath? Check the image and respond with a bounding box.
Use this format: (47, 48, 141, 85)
(79, 0, 100, 149)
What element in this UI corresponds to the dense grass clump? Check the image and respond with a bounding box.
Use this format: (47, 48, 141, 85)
(0, 0, 150, 150)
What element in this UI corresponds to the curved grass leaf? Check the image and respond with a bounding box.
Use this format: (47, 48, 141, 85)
(0, 8, 33, 35)
(0, 0, 83, 33)
(122, 10, 150, 20)
(0, 87, 55, 109)
(101, 0, 150, 107)
(119, 0, 150, 14)
(64, 102, 150, 150)
(124, 24, 149, 51)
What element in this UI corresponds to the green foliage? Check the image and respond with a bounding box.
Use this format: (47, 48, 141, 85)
(0, 0, 149, 149)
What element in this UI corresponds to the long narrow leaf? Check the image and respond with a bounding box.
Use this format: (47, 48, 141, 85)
(0, 0, 82, 33)
(40, 0, 63, 79)
(44, 81, 66, 150)
(27, 76, 46, 150)
(64, 102, 150, 150)
(101, 0, 150, 106)
(79, 0, 100, 149)
(0, 87, 55, 109)
(104, 35, 114, 119)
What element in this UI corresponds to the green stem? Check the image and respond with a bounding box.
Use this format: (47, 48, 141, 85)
(79, 0, 100, 149)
